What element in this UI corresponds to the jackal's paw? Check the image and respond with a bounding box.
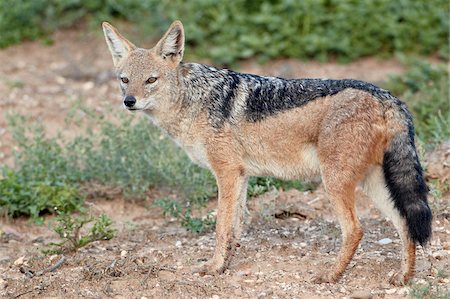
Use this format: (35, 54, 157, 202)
(311, 272, 340, 284)
(389, 272, 411, 286)
(192, 260, 225, 276)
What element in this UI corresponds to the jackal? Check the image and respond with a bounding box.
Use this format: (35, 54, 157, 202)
(102, 20, 432, 285)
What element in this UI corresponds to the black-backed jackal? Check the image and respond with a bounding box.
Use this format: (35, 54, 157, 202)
(102, 20, 432, 285)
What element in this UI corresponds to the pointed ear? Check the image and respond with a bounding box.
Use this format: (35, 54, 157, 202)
(155, 20, 185, 64)
(102, 22, 136, 66)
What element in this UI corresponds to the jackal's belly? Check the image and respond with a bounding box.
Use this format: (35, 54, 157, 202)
(244, 143, 321, 180)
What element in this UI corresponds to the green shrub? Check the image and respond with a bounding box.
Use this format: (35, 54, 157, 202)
(0, 0, 156, 47)
(384, 62, 449, 145)
(0, 169, 83, 223)
(0, 115, 84, 222)
(157, 0, 449, 64)
(1, 0, 448, 63)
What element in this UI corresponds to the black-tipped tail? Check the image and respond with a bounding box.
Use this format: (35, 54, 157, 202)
(383, 129, 432, 245)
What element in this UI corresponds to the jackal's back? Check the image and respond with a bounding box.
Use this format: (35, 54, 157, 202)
(180, 63, 401, 128)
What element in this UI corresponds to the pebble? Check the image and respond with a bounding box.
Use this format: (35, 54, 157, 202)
(175, 240, 182, 248)
(211, 295, 220, 299)
(443, 241, 450, 250)
(397, 287, 408, 295)
(432, 250, 447, 260)
(14, 256, 25, 266)
(0, 278, 7, 290)
(236, 269, 251, 277)
(378, 238, 393, 245)
(349, 290, 372, 299)
(258, 292, 267, 298)
(82, 81, 94, 91)
(385, 288, 397, 295)
(120, 250, 127, 258)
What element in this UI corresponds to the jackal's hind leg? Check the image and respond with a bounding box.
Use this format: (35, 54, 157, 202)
(312, 182, 363, 283)
(312, 94, 385, 283)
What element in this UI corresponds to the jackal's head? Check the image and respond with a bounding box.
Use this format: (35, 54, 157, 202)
(102, 21, 184, 112)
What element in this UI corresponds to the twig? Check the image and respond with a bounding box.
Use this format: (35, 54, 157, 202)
(14, 289, 34, 298)
(140, 264, 176, 286)
(107, 259, 116, 270)
(35, 256, 66, 276)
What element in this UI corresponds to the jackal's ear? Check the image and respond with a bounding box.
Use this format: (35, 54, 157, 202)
(102, 22, 136, 66)
(155, 20, 185, 65)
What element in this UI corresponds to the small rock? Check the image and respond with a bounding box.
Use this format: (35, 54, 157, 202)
(378, 238, 393, 245)
(432, 250, 447, 260)
(175, 240, 182, 248)
(212, 295, 220, 299)
(397, 287, 408, 295)
(32, 237, 45, 244)
(0, 278, 7, 290)
(258, 292, 267, 299)
(443, 241, 450, 250)
(82, 81, 94, 91)
(158, 270, 176, 281)
(385, 288, 397, 295)
(141, 297, 148, 299)
(236, 269, 251, 277)
(120, 250, 127, 258)
(14, 256, 25, 266)
(350, 290, 372, 299)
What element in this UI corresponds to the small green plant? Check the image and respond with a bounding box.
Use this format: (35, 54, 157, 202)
(154, 197, 215, 233)
(248, 176, 318, 198)
(408, 281, 449, 299)
(437, 268, 448, 279)
(45, 212, 116, 254)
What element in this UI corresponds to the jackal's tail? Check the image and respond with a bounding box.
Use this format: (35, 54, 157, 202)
(383, 117, 432, 245)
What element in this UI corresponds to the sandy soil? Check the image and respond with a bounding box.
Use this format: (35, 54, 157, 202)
(0, 28, 449, 298)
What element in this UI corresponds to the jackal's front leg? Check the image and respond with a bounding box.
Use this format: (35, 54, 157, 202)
(195, 167, 247, 275)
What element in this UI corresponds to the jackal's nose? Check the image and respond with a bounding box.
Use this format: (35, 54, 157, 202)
(124, 96, 136, 108)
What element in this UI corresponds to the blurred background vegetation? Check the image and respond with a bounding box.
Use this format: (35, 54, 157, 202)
(0, 0, 448, 63)
(0, 0, 449, 233)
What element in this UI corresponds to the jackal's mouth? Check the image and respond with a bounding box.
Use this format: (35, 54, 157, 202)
(124, 106, 140, 111)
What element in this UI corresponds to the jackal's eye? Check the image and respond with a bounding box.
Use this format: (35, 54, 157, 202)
(146, 77, 157, 84)
(120, 77, 129, 84)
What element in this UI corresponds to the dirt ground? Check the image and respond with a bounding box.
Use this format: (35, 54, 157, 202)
(0, 28, 449, 298)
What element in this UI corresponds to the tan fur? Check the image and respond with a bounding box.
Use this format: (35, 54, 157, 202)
(102, 21, 417, 284)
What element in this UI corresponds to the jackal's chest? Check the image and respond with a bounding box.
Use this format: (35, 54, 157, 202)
(182, 142, 211, 169)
